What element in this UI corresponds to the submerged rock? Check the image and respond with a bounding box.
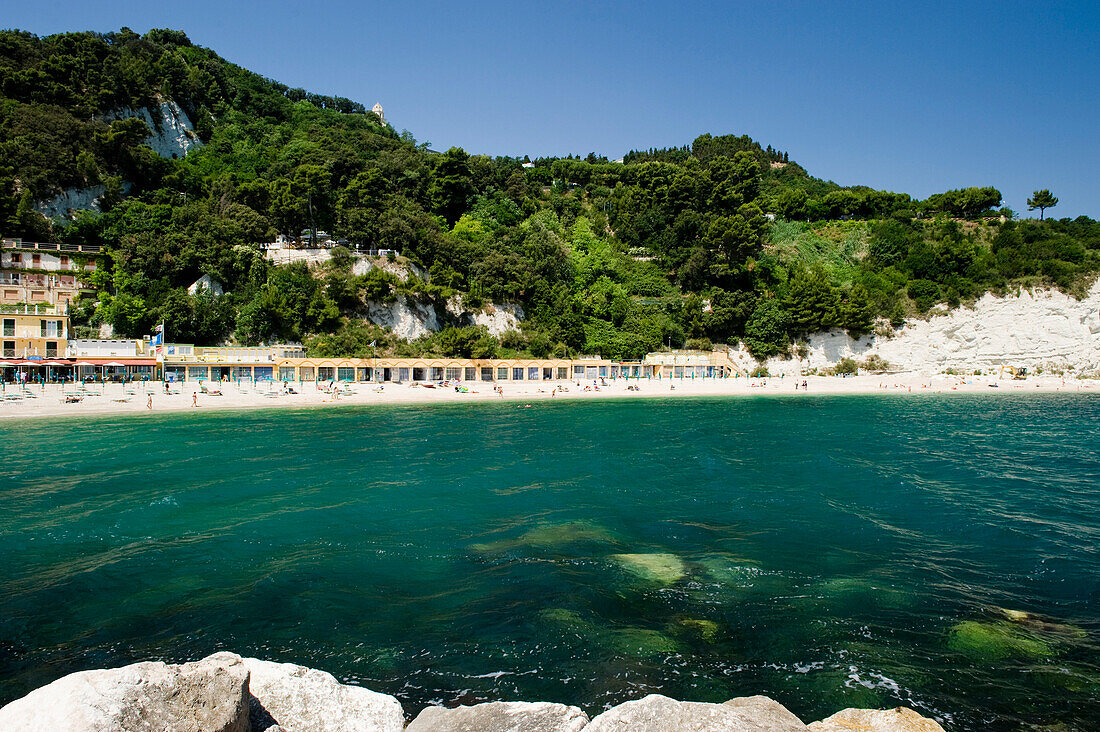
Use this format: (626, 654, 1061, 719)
(406, 701, 588, 731)
(946, 620, 1055, 661)
(0, 651, 250, 732)
(668, 618, 722, 644)
(992, 606, 1088, 639)
(586, 693, 810, 731)
(610, 627, 681, 657)
(539, 608, 680, 658)
(611, 553, 688, 585)
(807, 706, 945, 731)
(472, 520, 620, 554)
(244, 657, 404, 732)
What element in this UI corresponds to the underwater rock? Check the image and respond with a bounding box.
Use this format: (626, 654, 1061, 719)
(811, 578, 914, 610)
(471, 520, 620, 554)
(610, 628, 681, 657)
(992, 607, 1088, 639)
(668, 618, 722, 644)
(946, 620, 1055, 661)
(611, 553, 687, 585)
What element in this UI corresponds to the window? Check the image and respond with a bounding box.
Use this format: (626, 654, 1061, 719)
(3, 341, 14, 357)
(512, 367, 524, 380)
(557, 367, 568, 380)
(317, 367, 335, 381)
(188, 366, 209, 380)
(10, 253, 20, 264)
(464, 367, 476, 381)
(279, 367, 297, 381)
(40, 320, 59, 337)
(573, 365, 585, 377)
(337, 367, 355, 381)
(497, 367, 508, 380)
(232, 366, 254, 380)
(445, 367, 461, 380)
(59, 256, 69, 267)
(45, 341, 57, 357)
(413, 367, 426, 381)
(32, 254, 40, 266)
(598, 366, 608, 377)
(358, 367, 371, 382)
(2, 319, 13, 337)
(397, 367, 410, 382)
(528, 366, 539, 380)
(481, 367, 493, 381)
(299, 367, 315, 381)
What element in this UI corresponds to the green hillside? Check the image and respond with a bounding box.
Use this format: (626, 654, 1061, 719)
(2, 28, 1098, 360)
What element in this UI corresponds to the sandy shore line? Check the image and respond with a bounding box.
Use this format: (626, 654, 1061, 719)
(0, 373, 1095, 421)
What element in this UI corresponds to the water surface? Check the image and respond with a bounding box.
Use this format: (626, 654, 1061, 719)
(1, 394, 1098, 729)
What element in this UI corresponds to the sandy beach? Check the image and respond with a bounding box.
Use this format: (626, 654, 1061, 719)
(0, 372, 1095, 420)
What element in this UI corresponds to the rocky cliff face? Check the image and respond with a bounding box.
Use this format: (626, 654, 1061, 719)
(0, 652, 947, 732)
(36, 99, 201, 219)
(104, 99, 203, 159)
(748, 280, 1100, 376)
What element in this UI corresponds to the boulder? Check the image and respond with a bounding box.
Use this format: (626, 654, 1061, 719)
(724, 696, 810, 730)
(406, 700, 588, 731)
(243, 657, 403, 732)
(0, 651, 250, 732)
(807, 707, 945, 732)
(585, 693, 809, 731)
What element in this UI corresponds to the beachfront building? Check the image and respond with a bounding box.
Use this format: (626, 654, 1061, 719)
(66, 339, 158, 381)
(1, 302, 69, 359)
(161, 343, 307, 383)
(157, 346, 741, 384)
(1, 238, 100, 307)
(642, 350, 736, 379)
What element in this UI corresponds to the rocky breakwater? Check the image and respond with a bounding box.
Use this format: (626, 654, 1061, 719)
(0, 652, 947, 731)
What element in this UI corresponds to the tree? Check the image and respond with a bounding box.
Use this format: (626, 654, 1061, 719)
(1027, 189, 1058, 220)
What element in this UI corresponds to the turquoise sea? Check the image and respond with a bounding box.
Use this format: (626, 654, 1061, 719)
(1, 395, 1098, 729)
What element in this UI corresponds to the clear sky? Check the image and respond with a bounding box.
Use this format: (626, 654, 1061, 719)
(7, 1, 1099, 217)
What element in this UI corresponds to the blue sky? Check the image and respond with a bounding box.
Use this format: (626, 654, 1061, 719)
(8, 1, 1099, 216)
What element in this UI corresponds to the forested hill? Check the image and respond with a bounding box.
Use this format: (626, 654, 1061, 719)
(2, 28, 1098, 360)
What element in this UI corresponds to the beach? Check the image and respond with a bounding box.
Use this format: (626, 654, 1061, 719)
(0, 372, 1095, 420)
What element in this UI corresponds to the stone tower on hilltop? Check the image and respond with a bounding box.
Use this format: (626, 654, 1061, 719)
(371, 102, 385, 125)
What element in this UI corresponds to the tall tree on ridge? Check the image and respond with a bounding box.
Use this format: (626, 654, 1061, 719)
(1027, 189, 1058, 220)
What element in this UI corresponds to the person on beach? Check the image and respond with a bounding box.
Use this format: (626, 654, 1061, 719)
(192, 392, 198, 407)
(147, 394, 152, 410)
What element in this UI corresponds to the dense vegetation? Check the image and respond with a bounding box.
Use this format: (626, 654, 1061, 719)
(3, 29, 1098, 360)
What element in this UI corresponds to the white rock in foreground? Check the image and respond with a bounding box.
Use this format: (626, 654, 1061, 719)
(0, 651, 250, 732)
(406, 700, 588, 731)
(585, 693, 809, 731)
(807, 707, 946, 731)
(243, 657, 404, 732)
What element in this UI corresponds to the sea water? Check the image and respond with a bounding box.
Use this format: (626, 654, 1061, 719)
(1, 394, 1098, 729)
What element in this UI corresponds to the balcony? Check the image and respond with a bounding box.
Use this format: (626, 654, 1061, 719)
(2, 238, 102, 254)
(0, 302, 67, 315)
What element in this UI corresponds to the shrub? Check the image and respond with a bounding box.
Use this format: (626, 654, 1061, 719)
(860, 354, 890, 373)
(749, 365, 769, 378)
(833, 357, 858, 375)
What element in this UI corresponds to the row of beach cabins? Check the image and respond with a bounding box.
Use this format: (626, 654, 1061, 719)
(161, 346, 740, 384)
(1, 337, 742, 384)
